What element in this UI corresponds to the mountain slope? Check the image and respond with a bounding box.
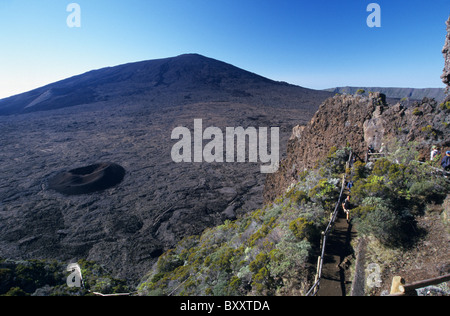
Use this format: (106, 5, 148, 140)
(0, 54, 332, 283)
(0, 54, 329, 115)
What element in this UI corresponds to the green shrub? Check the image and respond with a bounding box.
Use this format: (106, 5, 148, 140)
(420, 125, 437, 137)
(440, 101, 450, 111)
(269, 238, 311, 280)
(156, 251, 184, 274)
(4, 287, 27, 296)
(409, 181, 437, 198)
(352, 174, 390, 204)
(249, 253, 275, 294)
(322, 147, 351, 177)
(286, 189, 309, 205)
(309, 178, 340, 210)
(350, 142, 449, 248)
(352, 197, 383, 219)
(412, 108, 423, 116)
(352, 161, 369, 182)
(356, 204, 401, 247)
(289, 218, 314, 240)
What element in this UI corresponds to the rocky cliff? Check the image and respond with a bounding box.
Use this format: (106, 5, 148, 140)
(264, 92, 450, 203)
(442, 15, 450, 95)
(265, 16, 450, 203)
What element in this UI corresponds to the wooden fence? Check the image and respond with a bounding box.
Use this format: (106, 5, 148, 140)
(389, 274, 450, 296)
(306, 151, 353, 296)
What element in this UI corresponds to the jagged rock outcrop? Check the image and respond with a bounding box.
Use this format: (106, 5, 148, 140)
(264, 93, 450, 203)
(265, 18, 450, 204)
(442, 15, 450, 95)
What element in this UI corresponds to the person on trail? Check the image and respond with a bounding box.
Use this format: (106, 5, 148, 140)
(342, 196, 352, 224)
(430, 146, 440, 161)
(346, 181, 354, 193)
(441, 151, 450, 171)
(366, 145, 375, 163)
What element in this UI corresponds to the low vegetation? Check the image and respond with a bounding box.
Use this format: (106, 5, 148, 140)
(351, 140, 448, 248)
(2, 140, 446, 296)
(0, 259, 130, 296)
(138, 148, 350, 296)
(440, 101, 450, 112)
(138, 140, 449, 296)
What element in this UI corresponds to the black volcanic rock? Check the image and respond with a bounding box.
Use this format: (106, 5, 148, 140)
(442, 16, 450, 94)
(0, 54, 331, 283)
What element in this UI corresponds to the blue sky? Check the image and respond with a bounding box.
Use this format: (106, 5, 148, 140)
(0, 0, 449, 99)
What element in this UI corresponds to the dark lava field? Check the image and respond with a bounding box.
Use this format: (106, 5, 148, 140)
(0, 54, 331, 282)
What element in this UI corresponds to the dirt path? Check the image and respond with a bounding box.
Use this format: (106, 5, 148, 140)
(317, 213, 357, 296)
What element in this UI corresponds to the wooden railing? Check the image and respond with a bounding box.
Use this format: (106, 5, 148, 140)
(389, 274, 450, 296)
(306, 151, 353, 296)
(366, 152, 385, 162)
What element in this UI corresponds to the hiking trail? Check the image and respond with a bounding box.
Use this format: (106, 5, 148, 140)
(317, 213, 357, 296)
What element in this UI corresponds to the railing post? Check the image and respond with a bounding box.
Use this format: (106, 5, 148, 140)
(389, 274, 450, 296)
(314, 256, 321, 284)
(390, 276, 406, 295)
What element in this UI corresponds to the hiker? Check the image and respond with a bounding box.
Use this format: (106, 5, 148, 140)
(441, 151, 450, 171)
(430, 146, 440, 161)
(342, 196, 352, 224)
(365, 145, 375, 163)
(346, 181, 354, 193)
